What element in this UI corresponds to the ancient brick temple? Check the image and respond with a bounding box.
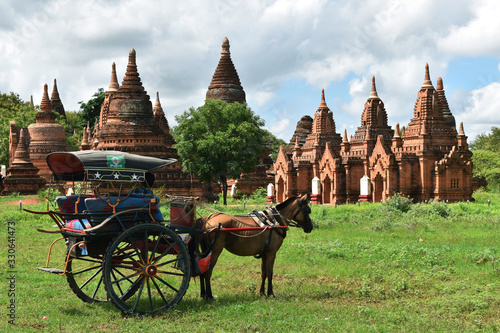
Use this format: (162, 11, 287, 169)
(207, 37, 274, 195)
(8, 81, 69, 184)
(81, 49, 215, 200)
(274, 64, 473, 203)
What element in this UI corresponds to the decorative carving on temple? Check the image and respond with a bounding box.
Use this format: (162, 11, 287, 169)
(206, 37, 246, 103)
(3, 128, 46, 195)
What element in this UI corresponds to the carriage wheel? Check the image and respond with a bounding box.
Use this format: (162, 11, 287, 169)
(66, 255, 108, 303)
(103, 223, 190, 315)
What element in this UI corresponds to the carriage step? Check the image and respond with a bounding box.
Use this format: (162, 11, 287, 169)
(37, 267, 64, 274)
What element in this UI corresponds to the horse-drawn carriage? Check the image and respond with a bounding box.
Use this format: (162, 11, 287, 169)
(26, 151, 312, 315)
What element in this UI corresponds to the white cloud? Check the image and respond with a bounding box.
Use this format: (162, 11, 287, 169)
(0, 0, 498, 142)
(438, 1, 500, 56)
(456, 82, 500, 133)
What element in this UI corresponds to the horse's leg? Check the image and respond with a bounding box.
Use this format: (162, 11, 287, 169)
(259, 256, 267, 296)
(265, 252, 278, 297)
(201, 241, 224, 300)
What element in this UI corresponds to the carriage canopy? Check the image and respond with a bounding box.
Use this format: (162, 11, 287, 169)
(46, 151, 177, 182)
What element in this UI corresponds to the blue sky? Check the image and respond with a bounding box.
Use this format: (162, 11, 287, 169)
(0, 0, 499, 143)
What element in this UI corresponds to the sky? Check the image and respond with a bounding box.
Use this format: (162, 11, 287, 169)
(1, 0, 500, 143)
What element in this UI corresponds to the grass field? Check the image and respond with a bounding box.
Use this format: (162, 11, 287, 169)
(1, 191, 500, 332)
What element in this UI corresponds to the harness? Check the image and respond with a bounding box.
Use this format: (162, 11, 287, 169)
(252, 207, 287, 259)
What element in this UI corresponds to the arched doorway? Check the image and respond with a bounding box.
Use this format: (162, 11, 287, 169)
(373, 174, 383, 203)
(277, 178, 284, 202)
(323, 176, 331, 204)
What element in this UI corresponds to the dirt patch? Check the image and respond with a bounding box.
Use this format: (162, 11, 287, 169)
(8, 196, 42, 206)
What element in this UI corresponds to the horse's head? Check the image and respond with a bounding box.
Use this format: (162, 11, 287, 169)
(276, 194, 313, 233)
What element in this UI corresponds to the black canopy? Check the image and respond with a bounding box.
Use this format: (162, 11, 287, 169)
(46, 151, 177, 182)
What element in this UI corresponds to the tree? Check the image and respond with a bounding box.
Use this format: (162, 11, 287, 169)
(261, 129, 287, 161)
(78, 88, 105, 130)
(173, 99, 266, 205)
(54, 111, 84, 151)
(470, 127, 500, 191)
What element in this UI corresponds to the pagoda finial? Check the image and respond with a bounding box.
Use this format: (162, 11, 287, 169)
(458, 122, 465, 136)
(423, 63, 433, 87)
(108, 62, 119, 91)
(343, 128, 348, 143)
(394, 122, 400, 138)
(121, 48, 144, 91)
(295, 135, 300, 148)
(401, 126, 406, 136)
(154, 91, 163, 114)
(222, 37, 230, 54)
(51, 78, 60, 100)
(369, 76, 379, 98)
(40, 83, 51, 113)
(320, 89, 327, 107)
(30, 95, 34, 107)
(128, 48, 136, 65)
(437, 76, 443, 90)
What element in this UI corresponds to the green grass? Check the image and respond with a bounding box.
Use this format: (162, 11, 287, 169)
(1, 193, 500, 332)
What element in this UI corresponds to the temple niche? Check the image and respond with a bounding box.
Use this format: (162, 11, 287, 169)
(207, 37, 274, 196)
(275, 64, 473, 203)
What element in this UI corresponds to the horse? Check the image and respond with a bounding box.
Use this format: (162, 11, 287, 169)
(195, 194, 313, 299)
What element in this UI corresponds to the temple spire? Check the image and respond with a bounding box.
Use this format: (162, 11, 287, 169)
(343, 128, 348, 143)
(369, 76, 379, 99)
(108, 62, 119, 91)
(153, 91, 163, 114)
(436, 76, 456, 129)
(458, 122, 465, 136)
(50, 78, 66, 117)
(394, 122, 400, 138)
(422, 63, 433, 87)
(40, 84, 52, 113)
(51, 79, 60, 101)
(436, 76, 443, 90)
(320, 89, 327, 107)
(121, 48, 144, 92)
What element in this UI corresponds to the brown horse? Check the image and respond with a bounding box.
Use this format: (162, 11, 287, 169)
(195, 194, 313, 299)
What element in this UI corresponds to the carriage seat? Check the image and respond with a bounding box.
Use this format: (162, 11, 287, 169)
(55, 195, 94, 218)
(84, 192, 163, 225)
(57, 191, 163, 232)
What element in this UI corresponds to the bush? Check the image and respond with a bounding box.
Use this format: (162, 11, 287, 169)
(381, 193, 413, 213)
(407, 199, 453, 218)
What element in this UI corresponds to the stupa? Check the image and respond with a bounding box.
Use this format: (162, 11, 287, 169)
(206, 37, 246, 103)
(3, 128, 46, 194)
(27, 83, 68, 180)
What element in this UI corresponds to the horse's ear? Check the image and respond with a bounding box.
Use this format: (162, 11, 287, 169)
(301, 193, 310, 203)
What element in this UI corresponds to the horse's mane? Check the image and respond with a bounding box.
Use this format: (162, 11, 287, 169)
(276, 196, 297, 211)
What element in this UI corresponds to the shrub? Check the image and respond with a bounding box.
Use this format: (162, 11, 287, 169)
(381, 193, 413, 213)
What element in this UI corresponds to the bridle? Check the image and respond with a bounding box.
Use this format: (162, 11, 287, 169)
(286, 197, 311, 228)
